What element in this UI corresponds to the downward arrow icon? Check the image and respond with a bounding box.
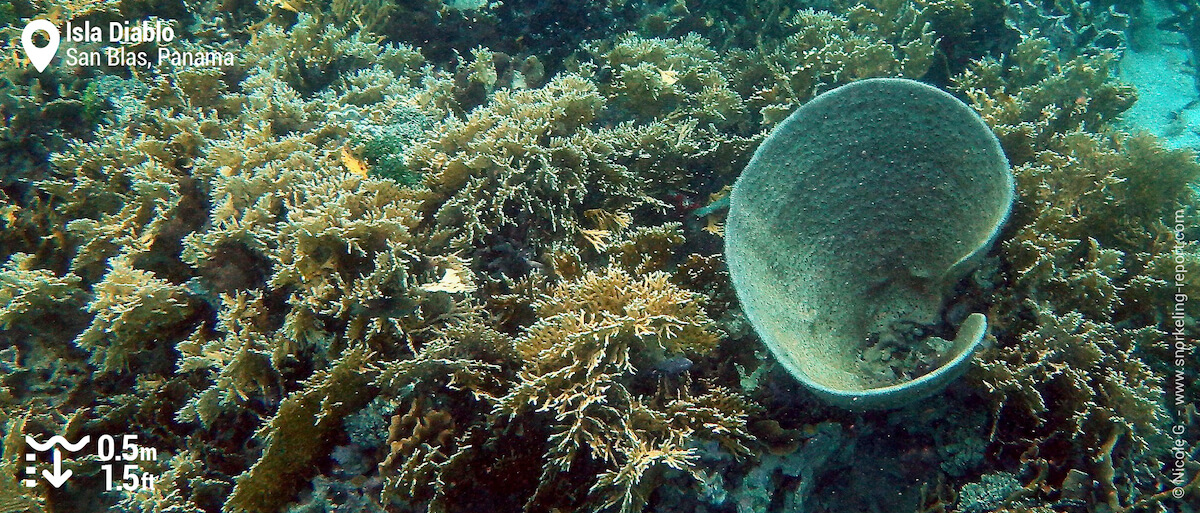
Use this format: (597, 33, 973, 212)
(42, 449, 71, 488)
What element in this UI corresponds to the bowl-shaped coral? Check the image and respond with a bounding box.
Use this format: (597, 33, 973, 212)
(726, 78, 1013, 409)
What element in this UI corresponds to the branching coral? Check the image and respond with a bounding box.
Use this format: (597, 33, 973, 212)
(976, 301, 1166, 452)
(581, 34, 761, 204)
(74, 255, 195, 374)
(242, 12, 427, 95)
(0, 253, 86, 330)
(1003, 132, 1200, 319)
(377, 397, 457, 504)
(1005, 0, 1129, 53)
(740, 3, 937, 124)
(176, 291, 284, 429)
(608, 223, 686, 275)
(225, 347, 375, 513)
(369, 318, 520, 510)
(408, 75, 638, 252)
(589, 33, 746, 129)
(953, 24, 1199, 510)
(0, 11, 474, 513)
(2, 0, 1195, 512)
(493, 267, 754, 512)
(954, 35, 1136, 165)
(0, 415, 46, 513)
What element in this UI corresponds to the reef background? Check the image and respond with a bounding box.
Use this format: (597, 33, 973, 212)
(0, 0, 1198, 512)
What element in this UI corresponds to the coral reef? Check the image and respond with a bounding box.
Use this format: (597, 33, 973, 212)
(741, 3, 937, 124)
(953, 35, 1136, 164)
(957, 25, 1199, 513)
(0, 0, 1196, 512)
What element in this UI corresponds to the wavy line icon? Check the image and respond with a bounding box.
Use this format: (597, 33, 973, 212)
(25, 435, 90, 453)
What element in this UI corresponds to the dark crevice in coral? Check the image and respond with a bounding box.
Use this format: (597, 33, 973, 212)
(134, 173, 209, 284)
(200, 241, 272, 295)
(432, 419, 545, 512)
(927, 0, 1021, 88)
(472, 232, 539, 282)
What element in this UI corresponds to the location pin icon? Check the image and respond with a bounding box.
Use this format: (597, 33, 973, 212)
(22, 19, 60, 72)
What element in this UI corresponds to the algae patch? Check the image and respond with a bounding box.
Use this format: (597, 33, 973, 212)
(725, 78, 1013, 409)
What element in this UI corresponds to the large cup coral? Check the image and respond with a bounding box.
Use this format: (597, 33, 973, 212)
(726, 78, 1013, 409)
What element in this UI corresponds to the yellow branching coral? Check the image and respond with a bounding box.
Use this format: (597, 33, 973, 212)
(974, 301, 1166, 466)
(609, 222, 686, 275)
(0, 415, 45, 513)
(517, 268, 718, 364)
(0, 253, 85, 330)
(242, 13, 427, 95)
(592, 383, 757, 512)
(176, 291, 283, 429)
(74, 255, 194, 374)
(1002, 132, 1200, 318)
(954, 31, 1198, 508)
(591, 33, 746, 128)
(954, 35, 1135, 165)
(743, 5, 936, 124)
(409, 74, 637, 251)
(44, 102, 215, 281)
(491, 267, 753, 512)
(584, 34, 762, 194)
(7, 1, 1191, 512)
(187, 129, 432, 353)
(369, 318, 518, 508)
(373, 319, 515, 400)
(603, 116, 757, 191)
(225, 347, 374, 513)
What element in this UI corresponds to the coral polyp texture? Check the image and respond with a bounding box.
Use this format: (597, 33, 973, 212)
(0, 0, 1196, 512)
